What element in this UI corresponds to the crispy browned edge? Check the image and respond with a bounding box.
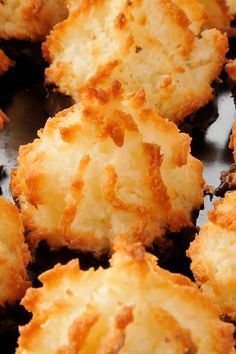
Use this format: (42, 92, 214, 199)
(211, 0, 232, 29)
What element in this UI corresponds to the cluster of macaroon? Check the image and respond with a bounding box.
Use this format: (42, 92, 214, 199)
(0, 0, 236, 353)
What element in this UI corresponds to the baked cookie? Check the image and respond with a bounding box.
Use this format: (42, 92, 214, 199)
(11, 84, 204, 254)
(43, 0, 228, 124)
(16, 237, 235, 354)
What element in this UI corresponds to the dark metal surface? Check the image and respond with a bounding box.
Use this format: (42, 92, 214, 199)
(193, 87, 235, 225)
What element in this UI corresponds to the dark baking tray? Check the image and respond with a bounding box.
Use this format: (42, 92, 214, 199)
(0, 39, 235, 353)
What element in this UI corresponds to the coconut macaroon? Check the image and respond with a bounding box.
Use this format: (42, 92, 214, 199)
(0, 197, 31, 305)
(188, 192, 236, 319)
(16, 238, 235, 354)
(43, 0, 228, 125)
(0, 0, 67, 41)
(11, 84, 204, 254)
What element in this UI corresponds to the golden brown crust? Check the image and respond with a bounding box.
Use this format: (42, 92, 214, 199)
(16, 238, 235, 353)
(172, 0, 208, 35)
(197, 0, 231, 31)
(143, 142, 171, 212)
(95, 305, 133, 354)
(188, 191, 236, 319)
(11, 85, 204, 254)
(0, 197, 31, 305)
(0, 0, 68, 41)
(43, 0, 228, 124)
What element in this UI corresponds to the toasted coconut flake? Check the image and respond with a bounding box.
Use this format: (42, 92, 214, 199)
(0, 0, 68, 41)
(174, 0, 232, 34)
(43, 0, 228, 124)
(11, 86, 204, 254)
(0, 49, 12, 75)
(16, 238, 235, 354)
(197, 0, 231, 31)
(0, 197, 31, 305)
